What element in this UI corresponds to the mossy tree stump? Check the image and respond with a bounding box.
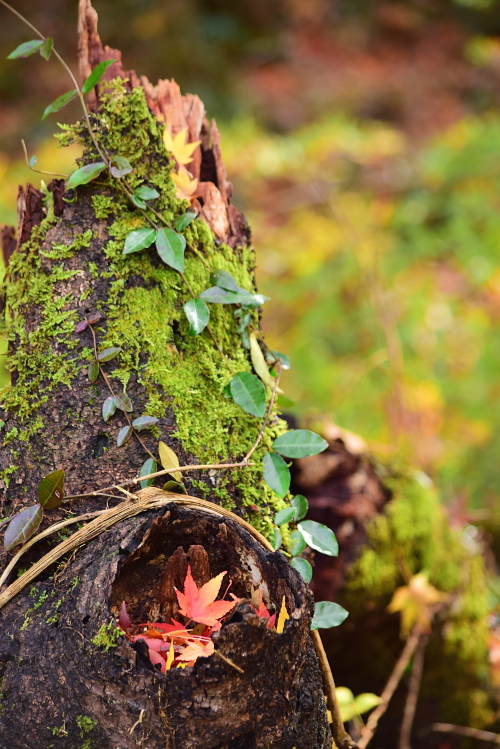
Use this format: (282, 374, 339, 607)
(0, 2, 332, 747)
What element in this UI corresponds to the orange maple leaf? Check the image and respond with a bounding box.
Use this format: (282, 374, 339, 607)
(177, 638, 215, 662)
(175, 565, 241, 627)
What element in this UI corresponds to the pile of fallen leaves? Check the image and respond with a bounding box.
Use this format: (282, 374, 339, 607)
(117, 564, 289, 672)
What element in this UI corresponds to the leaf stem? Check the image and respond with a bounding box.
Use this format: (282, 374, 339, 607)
(21, 139, 69, 178)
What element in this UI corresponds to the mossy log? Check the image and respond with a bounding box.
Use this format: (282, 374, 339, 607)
(0, 2, 333, 746)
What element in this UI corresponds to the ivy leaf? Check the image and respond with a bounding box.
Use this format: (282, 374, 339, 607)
(210, 270, 239, 292)
(39, 38, 54, 61)
(97, 347, 121, 362)
(110, 156, 133, 178)
(273, 527, 283, 551)
(311, 601, 349, 630)
(155, 228, 186, 272)
(272, 430, 328, 459)
(102, 396, 116, 422)
(229, 372, 266, 418)
(274, 507, 296, 526)
(75, 319, 88, 333)
(82, 59, 116, 94)
(140, 458, 157, 489)
(123, 227, 156, 255)
(291, 494, 308, 521)
(4, 505, 44, 551)
(297, 520, 338, 557)
(174, 212, 196, 231)
(117, 425, 133, 447)
(183, 299, 210, 336)
(113, 393, 133, 413)
(163, 480, 187, 494)
(200, 286, 269, 306)
(88, 359, 99, 383)
(290, 529, 307, 556)
(263, 453, 290, 499)
(7, 40, 44, 58)
(132, 415, 159, 431)
(134, 185, 159, 201)
(87, 312, 102, 324)
(158, 441, 182, 482)
(42, 89, 79, 120)
(38, 469, 65, 509)
(290, 557, 313, 584)
(249, 332, 283, 393)
(130, 194, 146, 210)
(267, 350, 291, 370)
(65, 161, 106, 189)
(29, 155, 37, 167)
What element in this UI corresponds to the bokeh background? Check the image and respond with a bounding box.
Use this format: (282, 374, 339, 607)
(3, 0, 500, 514)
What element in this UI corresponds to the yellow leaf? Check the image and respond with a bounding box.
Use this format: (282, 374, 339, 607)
(165, 640, 175, 672)
(163, 126, 200, 166)
(275, 596, 289, 634)
(171, 168, 199, 202)
(388, 572, 445, 636)
(249, 332, 284, 394)
(158, 441, 182, 482)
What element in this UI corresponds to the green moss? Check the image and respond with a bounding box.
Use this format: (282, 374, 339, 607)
(345, 467, 493, 727)
(91, 620, 122, 650)
(1, 79, 289, 538)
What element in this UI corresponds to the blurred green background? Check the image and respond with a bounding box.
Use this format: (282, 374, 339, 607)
(3, 0, 500, 511)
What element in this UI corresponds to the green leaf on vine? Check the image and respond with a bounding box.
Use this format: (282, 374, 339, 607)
(42, 89, 79, 120)
(263, 453, 290, 499)
(102, 396, 116, 422)
(38, 469, 65, 509)
(289, 529, 307, 556)
(174, 212, 196, 231)
(183, 298, 210, 336)
(97, 347, 121, 362)
(155, 228, 186, 272)
(110, 155, 133, 178)
(39, 38, 54, 61)
(297, 520, 338, 557)
(311, 601, 348, 630)
(291, 494, 308, 521)
(267, 350, 291, 370)
(88, 359, 99, 383)
(200, 286, 269, 307)
(139, 458, 157, 489)
(163, 480, 187, 494)
(134, 185, 159, 201)
(4, 505, 43, 551)
(117, 425, 133, 447)
(7, 40, 44, 59)
(65, 161, 106, 189)
(210, 270, 239, 292)
(290, 557, 312, 584)
(272, 527, 283, 551)
(132, 415, 159, 430)
(123, 227, 156, 255)
(229, 372, 266, 418)
(272, 430, 328, 459)
(274, 507, 296, 526)
(82, 59, 116, 94)
(113, 393, 133, 413)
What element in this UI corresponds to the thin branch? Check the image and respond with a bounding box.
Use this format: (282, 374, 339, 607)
(432, 723, 500, 744)
(398, 635, 427, 749)
(21, 139, 69, 178)
(358, 625, 422, 749)
(310, 629, 358, 749)
(244, 360, 282, 462)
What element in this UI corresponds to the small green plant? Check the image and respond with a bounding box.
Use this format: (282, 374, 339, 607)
(76, 714, 97, 736)
(91, 620, 123, 651)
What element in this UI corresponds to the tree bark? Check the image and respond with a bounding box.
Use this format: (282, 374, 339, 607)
(0, 2, 332, 746)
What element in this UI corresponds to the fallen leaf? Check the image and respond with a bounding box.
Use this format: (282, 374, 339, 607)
(177, 638, 215, 661)
(276, 596, 289, 634)
(163, 127, 200, 166)
(172, 168, 199, 202)
(175, 565, 241, 627)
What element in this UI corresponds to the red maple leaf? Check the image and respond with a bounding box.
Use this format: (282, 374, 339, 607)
(175, 565, 241, 627)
